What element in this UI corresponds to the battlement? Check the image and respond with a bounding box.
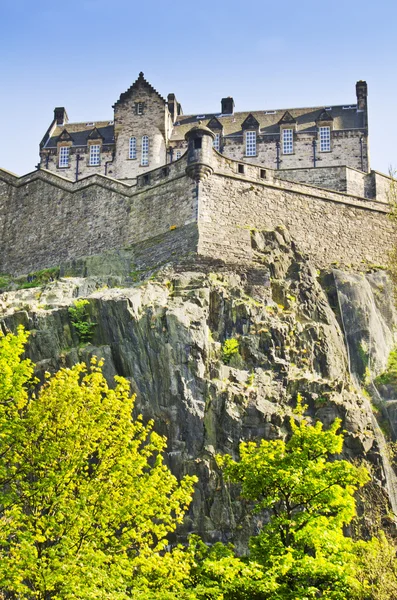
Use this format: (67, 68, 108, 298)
(0, 134, 393, 278)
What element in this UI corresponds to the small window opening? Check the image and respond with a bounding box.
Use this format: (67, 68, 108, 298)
(194, 138, 202, 149)
(143, 174, 150, 185)
(260, 169, 266, 179)
(161, 167, 169, 177)
(238, 164, 245, 174)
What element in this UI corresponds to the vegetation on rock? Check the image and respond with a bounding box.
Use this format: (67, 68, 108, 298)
(0, 328, 396, 599)
(68, 298, 97, 343)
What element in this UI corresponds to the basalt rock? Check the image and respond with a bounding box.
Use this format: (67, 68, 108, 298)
(0, 229, 394, 549)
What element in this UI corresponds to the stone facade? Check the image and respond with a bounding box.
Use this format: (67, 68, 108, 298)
(0, 123, 393, 277)
(39, 74, 369, 182)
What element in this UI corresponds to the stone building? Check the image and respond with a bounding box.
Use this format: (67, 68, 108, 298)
(39, 73, 369, 182)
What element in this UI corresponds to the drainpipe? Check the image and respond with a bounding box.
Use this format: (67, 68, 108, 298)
(276, 141, 280, 170)
(360, 137, 364, 171)
(75, 153, 81, 181)
(169, 147, 174, 163)
(45, 154, 50, 169)
(105, 150, 115, 176)
(312, 139, 317, 168)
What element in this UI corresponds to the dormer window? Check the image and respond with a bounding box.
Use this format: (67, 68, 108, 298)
(129, 137, 137, 159)
(141, 135, 149, 166)
(319, 126, 331, 152)
(89, 144, 100, 166)
(136, 102, 144, 115)
(282, 129, 293, 154)
(59, 146, 69, 168)
(213, 133, 221, 151)
(245, 131, 256, 156)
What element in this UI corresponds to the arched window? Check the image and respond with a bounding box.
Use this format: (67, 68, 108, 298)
(141, 135, 149, 166)
(129, 137, 137, 159)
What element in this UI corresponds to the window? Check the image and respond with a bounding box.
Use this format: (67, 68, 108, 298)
(213, 133, 220, 151)
(136, 102, 144, 115)
(175, 150, 182, 160)
(194, 138, 202, 149)
(319, 126, 331, 152)
(141, 135, 149, 166)
(59, 146, 69, 168)
(238, 164, 245, 174)
(260, 169, 266, 179)
(282, 129, 293, 154)
(129, 137, 137, 159)
(89, 144, 100, 166)
(245, 131, 256, 156)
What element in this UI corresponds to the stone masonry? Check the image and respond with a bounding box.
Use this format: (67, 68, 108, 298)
(39, 74, 369, 182)
(0, 122, 393, 277)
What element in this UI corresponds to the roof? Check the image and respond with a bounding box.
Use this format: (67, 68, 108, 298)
(43, 121, 115, 149)
(170, 104, 366, 141)
(113, 72, 166, 108)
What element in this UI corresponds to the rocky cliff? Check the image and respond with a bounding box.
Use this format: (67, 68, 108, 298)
(0, 228, 395, 549)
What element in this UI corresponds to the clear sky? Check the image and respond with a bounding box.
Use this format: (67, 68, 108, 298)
(0, 0, 395, 176)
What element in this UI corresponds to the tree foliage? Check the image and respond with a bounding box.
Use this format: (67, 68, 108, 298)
(0, 326, 196, 599)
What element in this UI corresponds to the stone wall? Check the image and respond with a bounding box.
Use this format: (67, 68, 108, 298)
(198, 172, 393, 270)
(221, 130, 368, 172)
(113, 82, 170, 181)
(0, 163, 197, 276)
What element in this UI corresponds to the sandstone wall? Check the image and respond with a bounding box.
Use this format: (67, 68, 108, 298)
(199, 172, 393, 270)
(0, 164, 197, 276)
(221, 130, 368, 172)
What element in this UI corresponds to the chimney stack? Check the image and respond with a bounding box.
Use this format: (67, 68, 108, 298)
(221, 97, 234, 115)
(356, 81, 368, 112)
(54, 107, 68, 126)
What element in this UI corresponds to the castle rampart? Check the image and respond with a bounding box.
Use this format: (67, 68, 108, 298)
(0, 133, 393, 277)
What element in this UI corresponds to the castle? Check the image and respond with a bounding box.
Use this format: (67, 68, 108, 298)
(39, 72, 370, 181)
(0, 74, 393, 279)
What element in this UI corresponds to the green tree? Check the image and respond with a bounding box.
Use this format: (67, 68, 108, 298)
(0, 327, 196, 599)
(217, 402, 371, 599)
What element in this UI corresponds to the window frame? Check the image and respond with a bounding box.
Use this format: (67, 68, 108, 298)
(213, 133, 221, 151)
(141, 135, 149, 166)
(89, 144, 101, 166)
(319, 126, 331, 152)
(129, 137, 137, 160)
(136, 102, 144, 116)
(245, 130, 257, 157)
(282, 128, 294, 155)
(58, 146, 70, 168)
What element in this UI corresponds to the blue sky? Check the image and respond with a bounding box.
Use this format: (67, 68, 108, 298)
(0, 0, 395, 175)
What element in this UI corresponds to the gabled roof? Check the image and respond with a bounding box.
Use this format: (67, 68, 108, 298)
(207, 116, 223, 130)
(316, 109, 334, 122)
(278, 110, 296, 125)
(241, 113, 260, 129)
(113, 72, 166, 108)
(87, 127, 105, 141)
(58, 129, 73, 142)
(170, 104, 365, 141)
(43, 122, 115, 149)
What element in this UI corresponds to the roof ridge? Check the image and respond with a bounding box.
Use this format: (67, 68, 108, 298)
(113, 72, 166, 107)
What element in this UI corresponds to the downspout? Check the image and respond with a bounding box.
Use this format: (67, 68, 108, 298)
(105, 149, 115, 176)
(75, 154, 81, 182)
(276, 141, 280, 170)
(360, 137, 364, 172)
(45, 154, 50, 169)
(312, 139, 317, 168)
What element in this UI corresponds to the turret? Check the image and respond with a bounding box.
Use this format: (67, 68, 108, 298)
(185, 122, 215, 182)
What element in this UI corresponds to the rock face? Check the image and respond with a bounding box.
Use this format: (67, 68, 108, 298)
(0, 229, 393, 548)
